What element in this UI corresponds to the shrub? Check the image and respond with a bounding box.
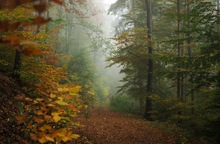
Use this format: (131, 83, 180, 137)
(110, 95, 139, 114)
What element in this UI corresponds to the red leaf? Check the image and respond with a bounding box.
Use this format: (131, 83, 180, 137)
(51, 0, 64, 5)
(33, 3, 47, 13)
(3, 35, 20, 42)
(33, 17, 51, 25)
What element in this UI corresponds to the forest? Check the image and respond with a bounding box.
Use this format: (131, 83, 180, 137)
(0, 0, 219, 144)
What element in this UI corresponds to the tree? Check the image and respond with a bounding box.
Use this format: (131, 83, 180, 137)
(144, 0, 153, 120)
(0, 0, 91, 143)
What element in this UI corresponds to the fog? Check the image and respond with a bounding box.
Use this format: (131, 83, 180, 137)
(90, 0, 123, 100)
(50, 0, 123, 102)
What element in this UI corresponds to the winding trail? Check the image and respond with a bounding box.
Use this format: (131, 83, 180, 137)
(73, 107, 178, 144)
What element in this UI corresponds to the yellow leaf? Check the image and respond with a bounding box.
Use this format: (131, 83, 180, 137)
(47, 103, 55, 107)
(53, 115, 61, 122)
(61, 136, 70, 142)
(71, 134, 80, 139)
(58, 88, 63, 92)
(38, 137, 47, 144)
(45, 136, 54, 142)
(51, 111, 62, 116)
(36, 98, 44, 102)
(50, 93, 56, 98)
(70, 85, 81, 93)
(55, 100, 68, 106)
(57, 132, 65, 137)
(52, 112, 62, 122)
(58, 97, 63, 101)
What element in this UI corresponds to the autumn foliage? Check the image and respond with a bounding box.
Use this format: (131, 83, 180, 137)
(0, 0, 89, 143)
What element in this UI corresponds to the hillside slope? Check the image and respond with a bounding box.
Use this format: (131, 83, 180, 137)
(0, 72, 25, 143)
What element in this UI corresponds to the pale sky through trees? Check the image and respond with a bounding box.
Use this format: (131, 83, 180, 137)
(104, 0, 117, 5)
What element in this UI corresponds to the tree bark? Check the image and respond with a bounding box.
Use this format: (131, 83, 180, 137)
(144, 0, 153, 120)
(177, 0, 182, 100)
(12, 46, 22, 83)
(186, 0, 194, 114)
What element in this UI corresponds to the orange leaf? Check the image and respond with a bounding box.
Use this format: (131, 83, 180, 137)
(67, 104, 78, 111)
(39, 124, 52, 132)
(30, 133, 38, 141)
(27, 123, 33, 129)
(64, 95, 72, 100)
(21, 41, 39, 46)
(44, 115, 52, 121)
(37, 110, 43, 115)
(3, 35, 20, 42)
(24, 97, 33, 103)
(34, 117, 44, 123)
(22, 48, 43, 56)
(14, 95, 25, 101)
(62, 87, 69, 92)
(16, 115, 25, 125)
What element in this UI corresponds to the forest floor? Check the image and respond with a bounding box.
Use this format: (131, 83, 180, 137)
(0, 72, 205, 144)
(0, 72, 26, 143)
(73, 107, 204, 144)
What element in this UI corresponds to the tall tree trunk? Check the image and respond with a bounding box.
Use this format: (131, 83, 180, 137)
(177, 0, 182, 100)
(186, 0, 194, 114)
(217, 0, 219, 16)
(144, 0, 153, 120)
(217, 0, 219, 34)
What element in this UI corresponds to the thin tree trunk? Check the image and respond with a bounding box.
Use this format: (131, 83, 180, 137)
(144, 0, 153, 120)
(13, 46, 22, 83)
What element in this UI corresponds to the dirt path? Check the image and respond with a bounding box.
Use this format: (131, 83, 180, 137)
(73, 107, 178, 144)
